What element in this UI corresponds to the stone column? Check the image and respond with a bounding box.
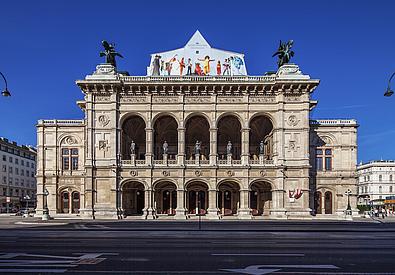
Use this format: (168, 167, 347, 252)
(270, 189, 287, 219)
(144, 189, 155, 219)
(145, 127, 153, 166)
(241, 128, 250, 166)
(206, 189, 219, 219)
(238, 189, 251, 219)
(177, 127, 185, 166)
(209, 127, 218, 166)
(175, 189, 187, 219)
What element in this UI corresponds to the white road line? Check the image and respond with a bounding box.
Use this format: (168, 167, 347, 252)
(212, 253, 305, 257)
(0, 268, 67, 273)
(0, 264, 76, 267)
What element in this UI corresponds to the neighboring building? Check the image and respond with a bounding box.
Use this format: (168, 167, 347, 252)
(35, 31, 358, 219)
(0, 137, 37, 212)
(357, 160, 395, 208)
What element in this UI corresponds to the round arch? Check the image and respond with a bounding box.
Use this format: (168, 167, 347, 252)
(153, 181, 177, 215)
(217, 115, 242, 160)
(119, 112, 148, 127)
(153, 115, 178, 160)
(186, 181, 209, 215)
(217, 180, 240, 216)
(151, 112, 180, 128)
(184, 112, 212, 127)
(249, 115, 274, 160)
(216, 112, 244, 128)
(249, 181, 272, 216)
(121, 181, 145, 216)
(121, 115, 146, 160)
(185, 115, 210, 160)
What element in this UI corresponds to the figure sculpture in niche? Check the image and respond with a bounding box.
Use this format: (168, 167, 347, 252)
(195, 140, 201, 155)
(259, 140, 265, 155)
(226, 141, 232, 155)
(163, 141, 169, 154)
(100, 40, 123, 67)
(130, 140, 136, 155)
(272, 40, 294, 68)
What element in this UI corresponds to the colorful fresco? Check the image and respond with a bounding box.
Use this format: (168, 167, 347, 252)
(147, 31, 247, 76)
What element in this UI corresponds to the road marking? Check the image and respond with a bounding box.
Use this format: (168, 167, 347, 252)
(221, 264, 339, 275)
(91, 224, 111, 229)
(212, 253, 305, 257)
(0, 268, 67, 273)
(14, 222, 67, 225)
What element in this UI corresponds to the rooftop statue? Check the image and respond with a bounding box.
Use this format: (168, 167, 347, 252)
(272, 40, 294, 68)
(100, 40, 123, 68)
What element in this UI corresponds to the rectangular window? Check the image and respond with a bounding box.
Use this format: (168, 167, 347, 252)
(2, 165, 6, 172)
(21, 160, 24, 166)
(2, 176, 6, 184)
(9, 167, 12, 174)
(9, 157, 12, 163)
(15, 158, 18, 165)
(31, 171, 35, 178)
(62, 148, 78, 171)
(2, 155, 5, 161)
(390, 186, 393, 193)
(316, 148, 332, 171)
(316, 157, 323, 171)
(21, 169, 24, 176)
(15, 168, 18, 175)
(325, 157, 332, 171)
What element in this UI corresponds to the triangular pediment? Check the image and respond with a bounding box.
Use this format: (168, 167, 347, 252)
(185, 30, 211, 48)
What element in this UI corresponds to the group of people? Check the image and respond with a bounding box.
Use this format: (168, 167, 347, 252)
(371, 207, 392, 219)
(151, 54, 244, 76)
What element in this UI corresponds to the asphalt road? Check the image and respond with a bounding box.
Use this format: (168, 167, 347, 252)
(0, 219, 394, 274)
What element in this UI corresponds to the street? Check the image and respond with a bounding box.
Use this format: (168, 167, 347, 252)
(0, 218, 395, 274)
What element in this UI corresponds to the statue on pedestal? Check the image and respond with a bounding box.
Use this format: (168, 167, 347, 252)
(195, 140, 201, 155)
(272, 40, 294, 68)
(100, 40, 123, 67)
(163, 141, 169, 154)
(226, 141, 232, 155)
(259, 140, 265, 155)
(130, 140, 136, 155)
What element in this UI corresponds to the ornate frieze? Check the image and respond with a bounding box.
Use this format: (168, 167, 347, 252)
(95, 96, 111, 102)
(121, 96, 147, 103)
(152, 96, 179, 104)
(218, 97, 243, 103)
(185, 96, 211, 104)
(249, 96, 276, 103)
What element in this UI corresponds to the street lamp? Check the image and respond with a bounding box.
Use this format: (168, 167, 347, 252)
(42, 188, 50, 220)
(384, 72, 395, 97)
(0, 71, 11, 97)
(345, 189, 352, 216)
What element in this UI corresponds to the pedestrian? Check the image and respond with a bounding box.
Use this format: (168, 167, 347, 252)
(374, 208, 379, 217)
(382, 208, 386, 219)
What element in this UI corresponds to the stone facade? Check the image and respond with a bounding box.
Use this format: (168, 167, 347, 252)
(35, 34, 358, 220)
(357, 160, 395, 207)
(35, 65, 359, 220)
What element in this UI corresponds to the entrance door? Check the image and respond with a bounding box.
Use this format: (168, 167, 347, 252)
(315, 191, 322, 214)
(71, 192, 80, 214)
(250, 191, 258, 215)
(61, 192, 69, 213)
(324, 191, 332, 214)
(136, 190, 144, 215)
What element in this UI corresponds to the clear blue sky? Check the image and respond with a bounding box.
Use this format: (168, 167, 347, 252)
(1, 0, 394, 163)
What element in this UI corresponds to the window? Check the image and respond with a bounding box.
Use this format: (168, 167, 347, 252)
(2, 165, 6, 172)
(391, 175, 393, 182)
(2, 176, 6, 184)
(379, 175, 382, 182)
(9, 157, 12, 163)
(21, 160, 24, 166)
(8, 178, 12, 184)
(62, 148, 79, 171)
(2, 155, 6, 161)
(15, 158, 18, 165)
(379, 186, 382, 193)
(15, 179, 19, 186)
(15, 168, 18, 175)
(31, 163, 34, 169)
(31, 171, 35, 178)
(315, 148, 332, 171)
(26, 161, 29, 167)
(390, 186, 393, 193)
(21, 179, 24, 186)
(2, 188, 5, 196)
(21, 169, 24, 176)
(9, 167, 12, 174)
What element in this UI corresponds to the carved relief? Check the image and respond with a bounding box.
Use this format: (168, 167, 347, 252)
(98, 140, 108, 150)
(97, 115, 110, 127)
(95, 96, 111, 102)
(121, 96, 147, 103)
(287, 115, 299, 126)
(226, 170, 234, 177)
(289, 140, 297, 151)
(185, 97, 211, 104)
(250, 96, 276, 103)
(195, 170, 202, 177)
(285, 96, 300, 102)
(130, 170, 138, 177)
(65, 136, 78, 145)
(162, 170, 170, 177)
(218, 97, 243, 103)
(259, 170, 266, 177)
(152, 97, 178, 103)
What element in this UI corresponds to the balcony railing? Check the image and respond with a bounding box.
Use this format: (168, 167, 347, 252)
(120, 158, 275, 167)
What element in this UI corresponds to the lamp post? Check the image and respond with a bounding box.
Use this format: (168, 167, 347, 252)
(384, 72, 395, 97)
(42, 188, 50, 220)
(345, 189, 352, 216)
(0, 71, 11, 97)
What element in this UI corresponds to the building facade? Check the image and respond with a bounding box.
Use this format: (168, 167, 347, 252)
(357, 160, 395, 208)
(35, 32, 358, 219)
(0, 137, 37, 212)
